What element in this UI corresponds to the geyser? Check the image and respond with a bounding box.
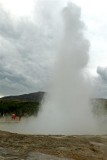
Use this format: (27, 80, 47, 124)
(34, 2, 99, 134)
(0, 2, 102, 135)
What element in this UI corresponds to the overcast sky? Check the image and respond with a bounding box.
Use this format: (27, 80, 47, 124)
(0, 0, 107, 97)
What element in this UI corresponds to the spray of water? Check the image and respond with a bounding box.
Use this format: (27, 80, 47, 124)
(0, 2, 104, 135)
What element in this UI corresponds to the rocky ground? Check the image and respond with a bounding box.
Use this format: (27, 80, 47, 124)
(0, 131, 106, 160)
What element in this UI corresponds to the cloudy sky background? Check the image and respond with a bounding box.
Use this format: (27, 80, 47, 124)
(0, 0, 107, 97)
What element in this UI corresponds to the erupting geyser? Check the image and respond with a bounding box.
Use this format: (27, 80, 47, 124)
(1, 2, 101, 134)
(35, 2, 99, 135)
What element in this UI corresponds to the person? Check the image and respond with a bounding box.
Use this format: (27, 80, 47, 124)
(11, 113, 16, 120)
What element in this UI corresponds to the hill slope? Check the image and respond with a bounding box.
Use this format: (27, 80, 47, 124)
(0, 92, 45, 102)
(0, 92, 45, 117)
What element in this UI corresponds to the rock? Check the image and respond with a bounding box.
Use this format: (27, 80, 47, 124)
(0, 156, 5, 160)
(27, 152, 71, 160)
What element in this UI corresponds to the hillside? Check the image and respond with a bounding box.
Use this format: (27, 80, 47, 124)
(0, 92, 45, 117)
(0, 92, 107, 118)
(0, 91, 45, 102)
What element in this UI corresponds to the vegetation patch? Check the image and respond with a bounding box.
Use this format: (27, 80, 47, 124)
(0, 100, 40, 117)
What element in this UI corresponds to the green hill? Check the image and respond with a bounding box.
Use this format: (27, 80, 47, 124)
(0, 92, 45, 117)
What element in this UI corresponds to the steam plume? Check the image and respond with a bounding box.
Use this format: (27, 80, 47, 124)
(33, 2, 99, 134)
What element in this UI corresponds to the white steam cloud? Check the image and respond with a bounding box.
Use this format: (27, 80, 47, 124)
(0, 2, 104, 135)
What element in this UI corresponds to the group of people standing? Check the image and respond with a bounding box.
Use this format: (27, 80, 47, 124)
(1, 113, 20, 121)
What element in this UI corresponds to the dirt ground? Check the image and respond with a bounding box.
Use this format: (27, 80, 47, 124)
(0, 130, 107, 160)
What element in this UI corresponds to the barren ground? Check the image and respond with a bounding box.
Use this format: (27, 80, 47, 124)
(0, 131, 106, 159)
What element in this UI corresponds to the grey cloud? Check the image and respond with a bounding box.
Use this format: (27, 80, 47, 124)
(0, 2, 62, 96)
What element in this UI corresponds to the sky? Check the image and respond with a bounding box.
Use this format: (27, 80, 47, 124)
(0, 0, 107, 97)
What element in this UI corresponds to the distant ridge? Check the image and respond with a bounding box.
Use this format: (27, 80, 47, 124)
(0, 92, 45, 102)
